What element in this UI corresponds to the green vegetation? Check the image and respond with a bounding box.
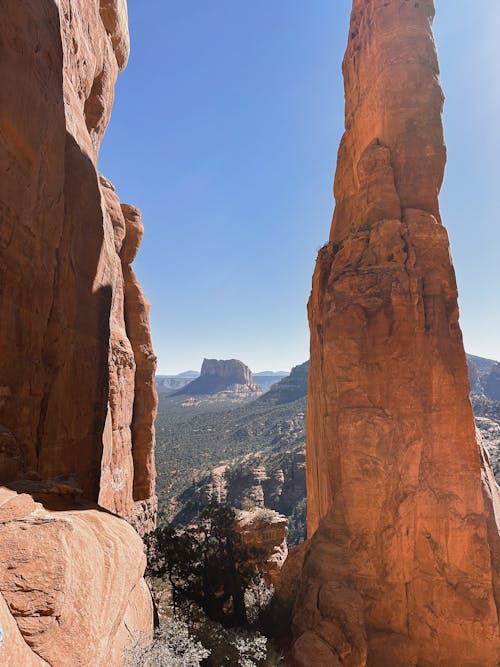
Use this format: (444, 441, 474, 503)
(146, 504, 268, 627)
(154, 356, 500, 552)
(138, 504, 285, 666)
(154, 362, 308, 545)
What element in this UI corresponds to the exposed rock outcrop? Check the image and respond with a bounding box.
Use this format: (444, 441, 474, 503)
(291, 1, 500, 665)
(0, 488, 152, 666)
(202, 358, 253, 385)
(259, 361, 309, 405)
(0, 0, 156, 663)
(177, 358, 262, 397)
(179, 450, 306, 544)
(235, 509, 288, 586)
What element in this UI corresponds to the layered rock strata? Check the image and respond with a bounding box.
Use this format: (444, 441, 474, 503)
(235, 509, 288, 586)
(178, 358, 262, 396)
(291, 1, 500, 665)
(0, 0, 156, 663)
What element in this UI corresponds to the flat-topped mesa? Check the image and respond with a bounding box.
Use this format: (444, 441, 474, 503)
(178, 358, 262, 396)
(201, 358, 253, 385)
(291, 1, 500, 665)
(0, 0, 156, 663)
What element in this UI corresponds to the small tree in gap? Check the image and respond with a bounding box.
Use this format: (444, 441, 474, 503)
(145, 503, 268, 627)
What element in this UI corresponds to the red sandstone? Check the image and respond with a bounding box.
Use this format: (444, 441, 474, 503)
(290, 1, 500, 665)
(0, 0, 156, 663)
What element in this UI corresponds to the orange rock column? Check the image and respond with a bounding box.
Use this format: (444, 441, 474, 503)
(293, 1, 500, 665)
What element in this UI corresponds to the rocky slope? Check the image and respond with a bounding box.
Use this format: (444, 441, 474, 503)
(0, 1, 156, 664)
(155, 363, 307, 529)
(163, 356, 500, 549)
(289, 2, 500, 665)
(156, 371, 200, 395)
(485, 363, 500, 401)
(161, 364, 308, 542)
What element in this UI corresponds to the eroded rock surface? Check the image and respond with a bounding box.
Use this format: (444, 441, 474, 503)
(0, 488, 153, 667)
(291, 1, 500, 665)
(178, 358, 262, 397)
(235, 509, 288, 587)
(0, 0, 156, 525)
(0, 0, 156, 663)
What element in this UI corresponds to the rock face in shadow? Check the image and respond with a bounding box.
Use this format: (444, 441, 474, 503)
(291, 1, 500, 665)
(0, 0, 156, 663)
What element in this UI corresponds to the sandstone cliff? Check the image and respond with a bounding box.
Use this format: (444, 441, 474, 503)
(0, 0, 156, 664)
(177, 358, 262, 397)
(290, 1, 500, 665)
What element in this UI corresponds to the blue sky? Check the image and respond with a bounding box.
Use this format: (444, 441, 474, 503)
(100, 1, 499, 374)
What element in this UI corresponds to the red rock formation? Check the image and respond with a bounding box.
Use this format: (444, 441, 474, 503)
(0, 0, 156, 663)
(0, 488, 152, 666)
(202, 358, 254, 385)
(121, 203, 157, 528)
(180, 358, 263, 396)
(291, 1, 500, 665)
(235, 509, 288, 586)
(0, 0, 156, 524)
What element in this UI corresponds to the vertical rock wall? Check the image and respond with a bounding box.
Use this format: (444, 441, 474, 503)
(292, 1, 500, 665)
(0, 0, 157, 528)
(0, 0, 156, 663)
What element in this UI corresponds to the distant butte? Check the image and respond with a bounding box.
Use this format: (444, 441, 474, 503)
(175, 358, 263, 397)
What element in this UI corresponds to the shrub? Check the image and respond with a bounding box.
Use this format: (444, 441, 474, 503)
(123, 617, 210, 667)
(145, 503, 269, 627)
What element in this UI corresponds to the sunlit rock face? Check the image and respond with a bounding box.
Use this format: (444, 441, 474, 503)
(0, 0, 156, 663)
(178, 358, 263, 396)
(235, 509, 289, 587)
(0, 488, 153, 666)
(292, 1, 500, 665)
(0, 0, 156, 527)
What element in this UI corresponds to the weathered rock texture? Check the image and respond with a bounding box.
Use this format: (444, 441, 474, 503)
(0, 0, 156, 663)
(292, 1, 500, 665)
(0, 488, 152, 666)
(178, 358, 262, 396)
(235, 509, 288, 587)
(0, 0, 156, 527)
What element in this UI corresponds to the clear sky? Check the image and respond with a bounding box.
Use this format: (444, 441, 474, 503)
(99, 1, 500, 375)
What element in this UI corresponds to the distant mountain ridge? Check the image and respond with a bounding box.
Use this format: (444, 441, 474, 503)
(258, 361, 309, 405)
(467, 354, 500, 399)
(156, 365, 290, 396)
(156, 375, 197, 394)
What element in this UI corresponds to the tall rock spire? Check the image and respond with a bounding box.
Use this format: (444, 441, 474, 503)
(292, 1, 500, 664)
